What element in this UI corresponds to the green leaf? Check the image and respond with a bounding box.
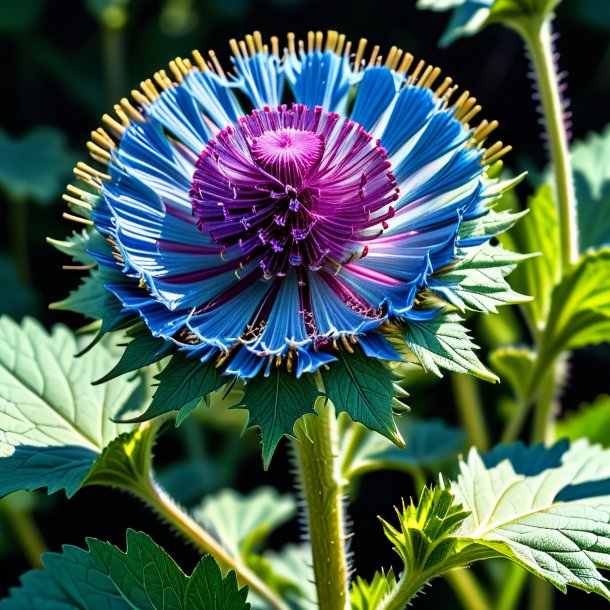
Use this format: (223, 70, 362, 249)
(94, 325, 175, 384)
(452, 440, 610, 598)
(555, 394, 610, 447)
(401, 311, 499, 382)
(0, 317, 148, 498)
(47, 227, 108, 267)
(350, 569, 397, 610)
(342, 419, 465, 478)
(499, 185, 561, 329)
(379, 440, 610, 604)
(0, 128, 75, 205)
(430, 243, 531, 315)
(1, 530, 250, 610)
(570, 124, 610, 251)
(458, 208, 528, 243)
(489, 346, 536, 405)
(540, 249, 610, 362)
(238, 366, 319, 468)
(322, 348, 405, 448)
(193, 487, 296, 560)
(126, 351, 227, 424)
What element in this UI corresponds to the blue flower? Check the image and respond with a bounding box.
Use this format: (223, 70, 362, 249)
(54, 31, 523, 458)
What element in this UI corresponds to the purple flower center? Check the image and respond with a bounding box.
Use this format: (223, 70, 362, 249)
(191, 104, 398, 278)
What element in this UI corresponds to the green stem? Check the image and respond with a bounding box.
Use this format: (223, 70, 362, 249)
(528, 576, 554, 610)
(530, 364, 557, 444)
(4, 506, 47, 568)
(445, 569, 493, 610)
(293, 401, 350, 610)
(9, 199, 30, 287)
(496, 564, 528, 610)
(517, 17, 578, 269)
(136, 476, 289, 610)
(339, 422, 367, 478)
(451, 373, 489, 451)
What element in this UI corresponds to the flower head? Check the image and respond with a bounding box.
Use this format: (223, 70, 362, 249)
(54, 30, 524, 461)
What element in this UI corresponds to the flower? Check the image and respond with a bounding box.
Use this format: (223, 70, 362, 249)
(54, 30, 523, 458)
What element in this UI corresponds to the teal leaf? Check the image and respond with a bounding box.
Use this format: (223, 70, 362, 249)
(350, 569, 397, 610)
(539, 249, 610, 362)
(401, 311, 499, 382)
(570, 124, 610, 251)
(193, 487, 296, 559)
(125, 351, 227, 424)
(47, 227, 108, 267)
(1, 530, 250, 610)
(0, 128, 75, 205)
(0, 317, 147, 498)
(499, 184, 561, 329)
(238, 367, 319, 468)
(342, 419, 465, 478)
(94, 325, 175, 385)
(555, 394, 610, 447)
(322, 348, 405, 448)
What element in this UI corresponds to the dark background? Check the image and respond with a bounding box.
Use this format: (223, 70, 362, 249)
(0, 0, 609, 606)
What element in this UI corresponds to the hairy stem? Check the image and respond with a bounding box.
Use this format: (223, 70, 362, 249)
(519, 17, 578, 268)
(445, 569, 493, 610)
(451, 373, 489, 451)
(293, 400, 350, 610)
(137, 476, 290, 610)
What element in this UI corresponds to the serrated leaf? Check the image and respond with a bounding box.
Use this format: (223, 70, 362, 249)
(555, 394, 610, 447)
(126, 351, 227, 424)
(0, 317, 148, 498)
(342, 419, 465, 478)
(193, 487, 296, 560)
(499, 184, 561, 329)
(238, 367, 319, 468)
(95, 325, 175, 384)
(570, 124, 610, 251)
(1, 530, 249, 610)
(401, 311, 498, 382)
(458, 208, 528, 243)
(539, 249, 610, 362)
(452, 440, 610, 599)
(321, 348, 404, 448)
(47, 227, 108, 266)
(0, 127, 75, 205)
(430, 243, 530, 314)
(489, 346, 536, 405)
(350, 569, 397, 610)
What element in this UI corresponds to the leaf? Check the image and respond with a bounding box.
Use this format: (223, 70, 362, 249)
(350, 569, 397, 610)
(238, 366, 319, 468)
(379, 440, 610, 603)
(555, 394, 610, 447)
(489, 346, 536, 405)
(540, 249, 610, 362)
(401, 311, 499, 382)
(322, 347, 405, 448)
(0, 317, 149, 498)
(94, 325, 175, 384)
(570, 124, 610, 251)
(342, 419, 465, 478)
(193, 487, 296, 559)
(47, 228, 109, 267)
(1, 530, 250, 610)
(452, 440, 610, 598)
(458, 208, 528, 243)
(429, 243, 531, 315)
(0, 128, 75, 205)
(499, 185, 561, 329)
(126, 351, 227, 424)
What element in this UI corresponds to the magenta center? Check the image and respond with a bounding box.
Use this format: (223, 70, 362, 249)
(190, 104, 398, 277)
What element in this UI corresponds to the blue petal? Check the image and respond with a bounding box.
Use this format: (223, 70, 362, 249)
(350, 67, 399, 132)
(295, 346, 337, 378)
(284, 50, 353, 112)
(358, 331, 402, 361)
(224, 346, 265, 378)
(231, 51, 284, 109)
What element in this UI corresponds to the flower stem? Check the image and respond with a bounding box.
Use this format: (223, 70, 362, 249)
(136, 476, 290, 610)
(530, 363, 557, 444)
(496, 564, 528, 610)
(451, 373, 489, 451)
(518, 17, 578, 269)
(293, 400, 350, 610)
(3, 504, 47, 568)
(445, 569, 493, 610)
